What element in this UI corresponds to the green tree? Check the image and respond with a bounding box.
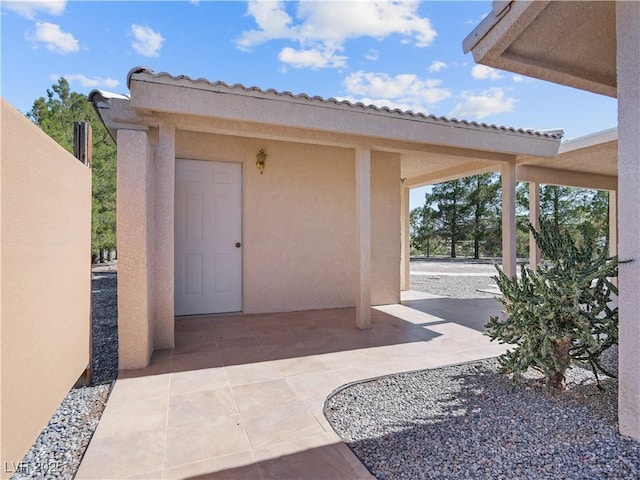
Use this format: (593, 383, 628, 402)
(429, 179, 471, 258)
(467, 173, 500, 259)
(486, 220, 620, 390)
(410, 204, 437, 256)
(28, 78, 117, 260)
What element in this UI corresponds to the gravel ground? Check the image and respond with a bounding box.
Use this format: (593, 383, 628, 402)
(324, 350, 638, 480)
(410, 274, 498, 299)
(324, 270, 638, 480)
(11, 266, 118, 480)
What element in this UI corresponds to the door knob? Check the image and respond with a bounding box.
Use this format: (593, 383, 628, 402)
(235, 242, 242, 248)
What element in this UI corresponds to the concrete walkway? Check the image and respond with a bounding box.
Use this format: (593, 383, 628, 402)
(76, 291, 507, 479)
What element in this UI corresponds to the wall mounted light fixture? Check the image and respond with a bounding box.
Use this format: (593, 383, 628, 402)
(256, 149, 267, 175)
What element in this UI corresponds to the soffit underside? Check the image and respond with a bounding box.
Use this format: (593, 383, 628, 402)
(503, 1, 616, 90)
(518, 140, 617, 177)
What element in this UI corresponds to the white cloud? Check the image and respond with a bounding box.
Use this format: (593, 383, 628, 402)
(365, 49, 379, 61)
(131, 24, 164, 57)
(3, 0, 66, 19)
(27, 22, 78, 54)
(278, 47, 346, 69)
(471, 64, 503, 80)
(343, 71, 451, 114)
(50, 73, 119, 89)
(450, 87, 516, 120)
(512, 74, 524, 83)
(237, 1, 436, 69)
(428, 60, 447, 73)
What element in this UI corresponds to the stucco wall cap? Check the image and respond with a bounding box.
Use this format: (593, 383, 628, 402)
(124, 65, 562, 141)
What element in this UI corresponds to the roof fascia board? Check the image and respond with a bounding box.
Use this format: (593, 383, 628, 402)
(517, 165, 617, 191)
(127, 76, 560, 158)
(559, 128, 618, 154)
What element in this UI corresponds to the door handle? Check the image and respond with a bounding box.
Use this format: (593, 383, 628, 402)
(235, 242, 242, 248)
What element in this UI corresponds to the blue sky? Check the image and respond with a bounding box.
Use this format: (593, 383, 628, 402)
(1, 1, 618, 209)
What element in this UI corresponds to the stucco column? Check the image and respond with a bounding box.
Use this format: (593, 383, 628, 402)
(616, 0, 640, 440)
(355, 147, 372, 329)
(501, 163, 517, 278)
(609, 189, 618, 258)
(400, 185, 410, 291)
(116, 129, 153, 369)
(528, 181, 541, 269)
(153, 123, 175, 349)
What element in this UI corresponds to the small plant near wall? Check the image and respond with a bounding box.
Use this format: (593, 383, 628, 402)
(486, 220, 623, 390)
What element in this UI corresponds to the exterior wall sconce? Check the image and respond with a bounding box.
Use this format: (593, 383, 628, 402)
(256, 149, 267, 175)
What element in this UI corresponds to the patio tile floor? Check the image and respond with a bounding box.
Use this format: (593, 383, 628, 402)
(76, 291, 507, 479)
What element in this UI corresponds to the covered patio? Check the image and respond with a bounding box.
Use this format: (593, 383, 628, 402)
(76, 291, 507, 479)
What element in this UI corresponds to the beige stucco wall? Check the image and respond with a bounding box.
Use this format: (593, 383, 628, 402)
(175, 130, 400, 314)
(616, 0, 640, 440)
(1, 99, 91, 477)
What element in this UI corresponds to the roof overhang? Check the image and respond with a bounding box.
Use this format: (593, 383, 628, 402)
(463, 1, 617, 98)
(90, 66, 563, 188)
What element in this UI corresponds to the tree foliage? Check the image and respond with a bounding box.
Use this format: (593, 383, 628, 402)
(28, 78, 116, 259)
(412, 176, 610, 260)
(486, 220, 620, 390)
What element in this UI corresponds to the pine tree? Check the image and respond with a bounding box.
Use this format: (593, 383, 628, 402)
(28, 78, 117, 260)
(429, 179, 471, 258)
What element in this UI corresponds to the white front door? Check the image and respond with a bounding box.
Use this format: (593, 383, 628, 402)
(175, 159, 242, 316)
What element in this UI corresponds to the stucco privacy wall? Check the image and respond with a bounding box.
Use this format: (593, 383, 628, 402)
(175, 130, 400, 313)
(1, 99, 91, 477)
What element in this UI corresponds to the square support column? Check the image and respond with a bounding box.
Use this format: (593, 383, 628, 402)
(501, 163, 517, 278)
(355, 147, 372, 330)
(116, 129, 153, 369)
(400, 185, 410, 291)
(608, 189, 618, 258)
(617, 0, 640, 440)
(153, 123, 176, 349)
(528, 181, 541, 270)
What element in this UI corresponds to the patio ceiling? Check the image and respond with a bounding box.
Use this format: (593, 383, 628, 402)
(463, 1, 617, 98)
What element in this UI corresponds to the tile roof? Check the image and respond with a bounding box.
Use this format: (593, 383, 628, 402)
(126, 66, 563, 140)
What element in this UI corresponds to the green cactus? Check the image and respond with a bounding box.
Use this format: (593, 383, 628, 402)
(486, 220, 621, 390)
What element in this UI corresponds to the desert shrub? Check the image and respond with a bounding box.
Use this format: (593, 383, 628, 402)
(486, 220, 620, 390)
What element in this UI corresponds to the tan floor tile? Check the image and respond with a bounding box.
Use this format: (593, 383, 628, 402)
(172, 351, 223, 373)
(95, 395, 168, 437)
(216, 336, 260, 350)
(173, 339, 219, 356)
(170, 367, 228, 396)
(109, 374, 171, 403)
(286, 370, 347, 402)
(255, 440, 364, 480)
(75, 427, 166, 479)
(122, 471, 164, 479)
(304, 400, 339, 437)
(241, 403, 325, 449)
(249, 324, 301, 346)
(272, 354, 328, 377)
(165, 415, 250, 468)
(168, 386, 238, 425)
(164, 451, 260, 480)
(219, 345, 270, 366)
(251, 431, 334, 462)
(224, 361, 283, 386)
(232, 378, 298, 412)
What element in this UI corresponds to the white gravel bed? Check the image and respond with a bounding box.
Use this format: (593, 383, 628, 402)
(324, 352, 639, 480)
(11, 267, 117, 480)
(410, 274, 498, 299)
